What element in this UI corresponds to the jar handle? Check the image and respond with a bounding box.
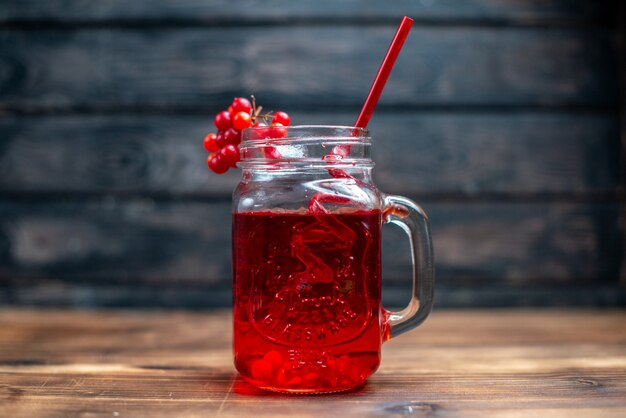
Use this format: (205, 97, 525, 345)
(382, 195, 435, 339)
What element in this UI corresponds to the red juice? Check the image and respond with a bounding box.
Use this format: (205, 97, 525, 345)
(232, 209, 384, 393)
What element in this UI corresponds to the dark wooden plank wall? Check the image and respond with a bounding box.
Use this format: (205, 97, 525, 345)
(0, 1, 624, 308)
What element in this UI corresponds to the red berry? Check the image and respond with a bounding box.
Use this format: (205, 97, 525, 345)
(214, 111, 232, 131)
(286, 377, 302, 386)
(275, 368, 288, 386)
(264, 146, 282, 159)
(304, 372, 319, 385)
(336, 356, 353, 377)
(220, 144, 240, 168)
(269, 122, 287, 138)
(231, 97, 252, 114)
(249, 122, 269, 140)
(223, 127, 241, 146)
(263, 350, 283, 370)
(251, 359, 273, 381)
(233, 111, 252, 131)
(215, 131, 227, 148)
(207, 153, 228, 174)
(227, 105, 234, 116)
(272, 111, 291, 126)
(203, 133, 219, 152)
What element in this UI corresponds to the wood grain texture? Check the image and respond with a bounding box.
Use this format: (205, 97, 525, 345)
(0, 27, 616, 109)
(0, 0, 614, 22)
(0, 112, 619, 196)
(2, 280, 625, 309)
(0, 308, 625, 417)
(0, 200, 618, 287)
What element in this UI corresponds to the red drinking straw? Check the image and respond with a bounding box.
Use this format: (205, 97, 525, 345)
(312, 17, 414, 212)
(354, 16, 414, 128)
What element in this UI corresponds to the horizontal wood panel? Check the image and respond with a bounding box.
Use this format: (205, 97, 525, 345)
(2, 281, 625, 309)
(0, 112, 618, 195)
(0, 200, 618, 286)
(0, 0, 614, 22)
(0, 27, 616, 109)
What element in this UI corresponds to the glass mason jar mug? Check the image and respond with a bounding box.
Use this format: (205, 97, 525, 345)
(232, 126, 434, 393)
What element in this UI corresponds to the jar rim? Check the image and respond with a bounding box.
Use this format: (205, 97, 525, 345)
(241, 125, 370, 145)
(238, 125, 373, 169)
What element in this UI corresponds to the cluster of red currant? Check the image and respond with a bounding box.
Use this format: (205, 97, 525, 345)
(203, 96, 291, 174)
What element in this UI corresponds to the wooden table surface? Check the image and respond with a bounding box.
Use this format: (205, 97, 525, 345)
(1, 309, 625, 418)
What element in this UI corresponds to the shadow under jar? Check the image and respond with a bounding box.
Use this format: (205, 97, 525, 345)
(232, 126, 434, 393)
